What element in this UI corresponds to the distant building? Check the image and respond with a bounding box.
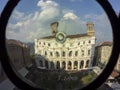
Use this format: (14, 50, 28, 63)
(6, 39, 32, 70)
(35, 22, 96, 70)
(93, 42, 120, 72)
(0, 39, 32, 83)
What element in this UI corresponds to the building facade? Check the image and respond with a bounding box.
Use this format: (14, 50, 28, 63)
(35, 22, 96, 70)
(6, 39, 32, 70)
(93, 42, 120, 72)
(0, 39, 32, 83)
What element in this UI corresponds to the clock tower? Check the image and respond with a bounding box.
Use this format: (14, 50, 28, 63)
(87, 22, 95, 36)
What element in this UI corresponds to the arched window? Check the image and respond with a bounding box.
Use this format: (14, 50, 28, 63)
(56, 61, 60, 69)
(69, 51, 72, 57)
(44, 42, 45, 45)
(68, 61, 72, 69)
(51, 61, 54, 69)
(80, 61, 84, 69)
(45, 61, 48, 69)
(50, 52, 53, 56)
(63, 51, 65, 57)
(83, 41, 85, 44)
(48, 43, 50, 46)
(74, 61, 78, 69)
(45, 51, 47, 56)
(39, 60, 43, 67)
(88, 50, 90, 55)
(89, 40, 91, 44)
(62, 61, 66, 69)
(85, 60, 89, 68)
(39, 42, 41, 45)
(56, 51, 59, 57)
(75, 51, 78, 56)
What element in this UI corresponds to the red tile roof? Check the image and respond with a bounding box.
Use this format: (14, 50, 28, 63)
(98, 41, 113, 46)
(111, 70, 119, 78)
(6, 39, 26, 47)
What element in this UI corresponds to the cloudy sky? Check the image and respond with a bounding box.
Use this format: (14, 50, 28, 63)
(0, 0, 120, 43)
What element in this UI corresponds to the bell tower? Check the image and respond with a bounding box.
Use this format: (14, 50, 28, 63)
(87, 22, 95, 36)
(51, 22, 59, 36)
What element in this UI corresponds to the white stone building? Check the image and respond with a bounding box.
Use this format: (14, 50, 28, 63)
(35, 22, 96, 70)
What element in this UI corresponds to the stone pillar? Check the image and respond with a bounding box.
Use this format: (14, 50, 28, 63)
(66, 61, 68, 70)
(54, 61, 57, 70)
(83, 61, 86, 69)
(48, 61, 51, 70)
(60, 61, 62, 69)
(72, 61, 74, 70)
(78, 61, 80, 70)
(43, 60, 45, 67)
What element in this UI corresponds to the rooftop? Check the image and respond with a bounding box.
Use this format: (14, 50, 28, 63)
(40, 33, 93, 39)
(98, 41, 113, 47)
(6, 39, 28, 48)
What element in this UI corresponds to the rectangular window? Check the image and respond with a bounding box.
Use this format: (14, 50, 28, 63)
(48, 43, 50, 46)
(50, 52, 53, 56)
(88, 50, 90, 55)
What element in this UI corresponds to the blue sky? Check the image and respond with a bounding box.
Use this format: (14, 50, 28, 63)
(0, 0, 120, 43)
(0, 0, 119, 15)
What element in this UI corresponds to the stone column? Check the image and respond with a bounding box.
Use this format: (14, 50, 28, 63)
(60, 61, 62, 69)
(66, 61, 68, 70)
(83, 61, 86, 69)
(54, 61, 57, 70)
(43, 60, 45, 67)
(72, 61, 74, 70)
(78, 61, 80, 70)
(48, 61, 51, 70)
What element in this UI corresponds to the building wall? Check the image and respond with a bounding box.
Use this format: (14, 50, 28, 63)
(93, 42, 120, 72)
(0, 39, 32, 83)
(100, 45, 112, 64)
(35, 36, 95, 70)
(115, 55, 120, 71)
(6, 40, 32, 70)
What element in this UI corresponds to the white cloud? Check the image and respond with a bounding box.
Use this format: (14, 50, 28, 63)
(6, 0, 61, 42)
(6, 0, 112, 43)
(11, 10, 25, 20)
(63, 12, 78, 20)
(37, 0, 58, 10)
